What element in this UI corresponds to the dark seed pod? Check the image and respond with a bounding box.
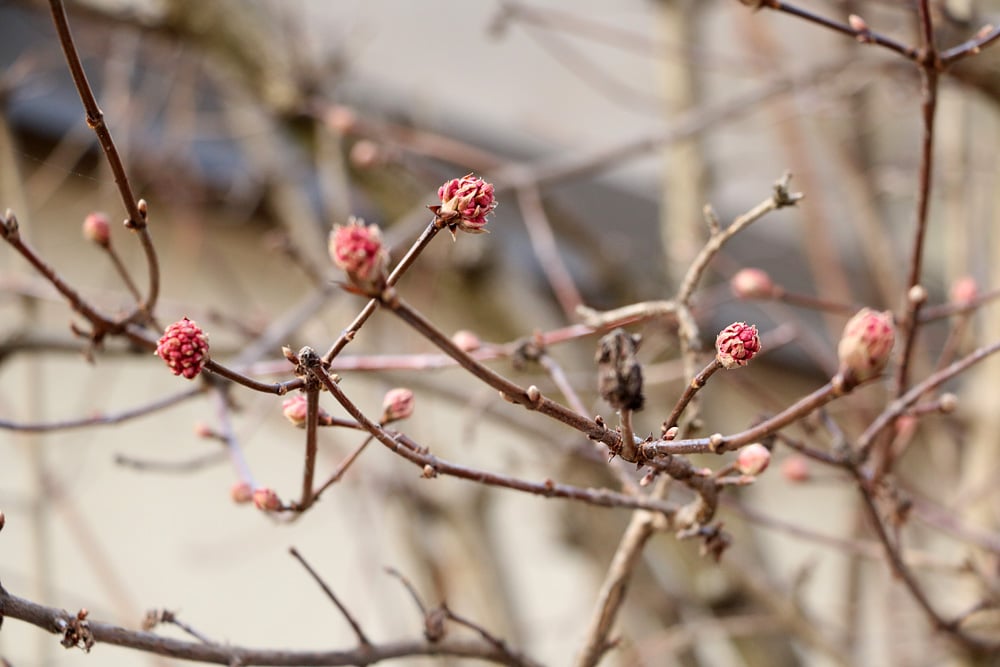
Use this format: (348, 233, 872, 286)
(595, 328, 644, 411)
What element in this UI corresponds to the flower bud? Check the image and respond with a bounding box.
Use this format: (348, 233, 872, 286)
(329, 217, 389, 286)
(837, 308, 895, 385)
(436, 173, 497, 234)
(715, 322, 761, 369)
(155, 318, 209, 379)
(730, 268, 774, 299)
(253, 487, 281, 512)
(230, 481, 253, 504)
(83, 212, 111, 246)
(736, 443, 771, 476)
(451, 330, 482, 352)
(381, 387, 415, 423)
(780, 456, 810, 483)
(950, 276, 978, 306)
(282, 394, 331, 428)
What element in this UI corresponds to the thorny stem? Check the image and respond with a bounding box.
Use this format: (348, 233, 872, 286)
(48, 0, 160, 318)
(322, 221, 442, 364)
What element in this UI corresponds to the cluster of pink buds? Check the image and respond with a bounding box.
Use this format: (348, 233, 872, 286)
(82, 212, 111, 247)
(329, 217, 389, 288)
(156, 318, 209, 379)
(434, 174, 497, 234)
(837, 308, 895, 385)
(715, 322, 761, 369)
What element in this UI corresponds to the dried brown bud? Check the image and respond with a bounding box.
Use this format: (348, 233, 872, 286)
(0, 509, 5, 532)
(596, 329, 644, 411)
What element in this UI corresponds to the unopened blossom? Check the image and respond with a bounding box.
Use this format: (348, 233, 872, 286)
(950, 276, 978, 306)
(715, 322, 761, 369)
(730, 268, 774, 300)
(451, 330, 481, 352)
(837, 308, 895, 385)
(329, 218, 388, 285)
(381, 387, 415, 423)
(281, 394, 331, 428)
(156, 318, 209, 379)
(736, 443, 771, 476)
(780, 456, 810, 483)
(230, 481, 253, 504)
(436, 173, 497, 233)
(253, 487, 281, 512)
(82, 212, 111, 246)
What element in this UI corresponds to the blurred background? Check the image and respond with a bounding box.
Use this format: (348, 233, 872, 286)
(1, 0, 999, 665)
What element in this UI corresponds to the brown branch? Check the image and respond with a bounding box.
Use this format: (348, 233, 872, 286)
(0, 387, 202, 432)
(0, 587, 536, 666)
(47, 0, 161, 317)
(289, 547, 371, 647)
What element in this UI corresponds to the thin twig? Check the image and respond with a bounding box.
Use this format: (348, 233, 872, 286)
(289, 547, 371, 647)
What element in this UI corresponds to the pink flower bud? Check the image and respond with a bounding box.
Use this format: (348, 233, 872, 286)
(736, 443, 771, 476)
(282, 394, 331, 428)
(436, 173, 497, 233)
(715, 322, 761, 369)
(451, 330, 481, 352)
(282, 395, 309, 427)
(230, 481, 253, 504)
(253, 487, 281, 512)
(950, 276, 978, 306)
(382, 387, 415, 422)
(329, 218, 388, 285)
(155, 318, 209, 379)
(730, 268, 775, 299)
(837, 308, 895, 384)
(848, 14, 868, 32)
(780, 456, 810, 483)
(83, 212, 111, 246)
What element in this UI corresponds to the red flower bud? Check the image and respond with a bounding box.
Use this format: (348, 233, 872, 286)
(436, 174, 497, 233)
(715, 322, 761, 369)
(329, 218, 388, 286)
(837, 308, 895, 384)
(155, 318, 209, 379)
